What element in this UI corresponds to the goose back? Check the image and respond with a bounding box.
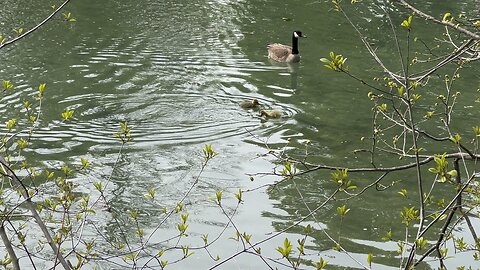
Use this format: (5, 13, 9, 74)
(267, 43, 293, 62)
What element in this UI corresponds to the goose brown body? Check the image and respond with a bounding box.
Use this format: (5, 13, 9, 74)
(267, 44, 300, 63)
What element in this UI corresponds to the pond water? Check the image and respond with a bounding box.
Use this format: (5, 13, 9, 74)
(1, 0, 479, 269)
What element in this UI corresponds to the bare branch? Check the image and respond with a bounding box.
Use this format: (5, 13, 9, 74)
(396, 0, 480, 40)
(0, 0, 72, 50)
(0, 224, 20, 270)
(0, 156, 72, 270)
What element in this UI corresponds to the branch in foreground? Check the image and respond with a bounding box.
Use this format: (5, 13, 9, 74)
(397, 0, 480, 40)
(0, 224, 20, 270)
(290, 152, 480, 176)
(0, 0, 72, 50)
(0, 156, 72, 270)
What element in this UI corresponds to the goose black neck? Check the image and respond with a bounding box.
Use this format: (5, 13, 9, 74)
(291, 34, 299, 55)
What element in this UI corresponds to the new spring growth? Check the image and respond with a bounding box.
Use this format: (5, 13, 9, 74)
(3, 80, 13, 91)
(61, 108, 74, 121)
(313, 257, 328, 270)
(177, 214, 189, 236)
(38, 83, 46, 98)
(215, 191, 222, 205)
(276, 238, 293, 258)
(320, 52, 348, 71)
(203, 144, 218, 160)
(115, 121, 133, 143)
(336, 205, 350, 217)
(428, 153, 457, 183)
(401, 15, 413, 30)
(6, 119, 16, 131)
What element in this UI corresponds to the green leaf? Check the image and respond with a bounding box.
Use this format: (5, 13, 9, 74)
(94, 181, 103, 192)
(367, 253, 373, 267)
(473, 126, 480, 136)
(46, 170, 55, 179)
(401, 15, 413, 30)
(442, 12, 452, 22)
(304, 224, 313, 234)
(337, 205, 350, 217)
(61, 109, 75, 121)
(3, 80, 14, 91)
(181, 213, 188, 223)
(63, 12, 77, 22)
(416, 237, 428, 250)
(381, 229, 392, 241)
(313, 257, 328, 269)
(80, 158, 90, 169)
(144, 188, 156, 200)
(215, 191, 222, 204)
(202, 234, 208, 245)
(276, 238, 293, 258)
(401, 206, 419, 226)
(6, 119, 17, 130)
(450, 134, 461, 144)
(242, 232, 252, 242)
(38, 83, 46, 97)
(14, 28, 24, 36)
(377, 103, 388, 112)
(203, 144, 218, 160)
(280, 160, 296, 178)
(411, 93, 422, 103)
(398, 188, 408, 197)
(447, 170, 457, 178)
(115, 121, 134, 143)
(397, 242, 405, 254)
(129, 210, 138, 220)
(17, 138, 28, 149)
(424, 111, 434, 119)
(234, 188, 243, 202)
(455, 237, 468, 251)
(320, 52, 348, 71)
(474, 20, 480, 28)
(175, 202, 183, 212)
(320, 58, 330, 63)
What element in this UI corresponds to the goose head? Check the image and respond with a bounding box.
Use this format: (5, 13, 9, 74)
(293, 31, 306, 38)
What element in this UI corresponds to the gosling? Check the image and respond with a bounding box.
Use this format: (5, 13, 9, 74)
(260, 110, 282, 118)
(240, 99, 261, 109)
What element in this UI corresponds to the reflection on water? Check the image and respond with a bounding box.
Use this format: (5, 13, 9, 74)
(1, 0, 479, 269)
(1, 0, 305, 268)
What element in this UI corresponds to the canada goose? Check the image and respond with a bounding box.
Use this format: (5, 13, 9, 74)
(240, 99, 261, 109)
(267, 31, 306, 63)
(260, 110, 282, 118)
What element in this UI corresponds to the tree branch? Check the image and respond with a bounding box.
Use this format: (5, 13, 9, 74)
(0, 223, 20, 270)
(0, 0, 72, 50)
(0, 156, 72, 270)
(396, 0, 480, 40)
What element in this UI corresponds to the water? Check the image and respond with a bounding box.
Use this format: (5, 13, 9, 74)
(1, 0, 479, 269)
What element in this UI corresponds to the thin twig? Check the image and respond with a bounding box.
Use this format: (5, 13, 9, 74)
(396, 0, 480, 40)
(0, 0, 72, 50)
(0, 223, 20, 270)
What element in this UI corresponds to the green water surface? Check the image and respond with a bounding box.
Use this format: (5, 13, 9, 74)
(1, 0, 479, 269)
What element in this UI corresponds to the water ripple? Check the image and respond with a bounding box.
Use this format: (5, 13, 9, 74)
(1, 0, 300, 158)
